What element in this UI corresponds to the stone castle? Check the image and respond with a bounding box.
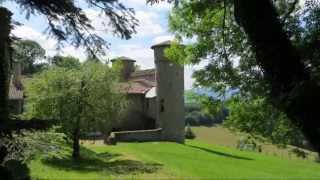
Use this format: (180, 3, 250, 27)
(111, 41, 185, 143)
(8, 40, 185, 143)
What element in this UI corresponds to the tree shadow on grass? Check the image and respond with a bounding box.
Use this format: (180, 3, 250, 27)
(41, 147, 162, 175)
(186, 145, 253, 160)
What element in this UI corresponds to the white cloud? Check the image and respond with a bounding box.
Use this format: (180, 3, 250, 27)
(185, 66, 195, 90)
(12, 25, 88, 60)
(135, 11, 165, 37)
(110, 43, 155, 69)
(12, 25, 57, 57)
(83, 8, 165, 38)
(60, 46, 87, 61)
(153, 35, 174, 43)
(83, 9, 113, 38)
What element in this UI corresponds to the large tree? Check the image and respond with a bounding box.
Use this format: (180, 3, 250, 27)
(25, 62, 127, 159)
(0, 0, 137, 122)
(0, 0, 137, 176)
(233, 0, 320, 154)
(149, 0, 320, 153)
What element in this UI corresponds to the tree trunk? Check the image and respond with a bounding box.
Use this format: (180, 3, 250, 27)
(0, 7, 13, 178)
(72, 81, 84, 159)
(0, 7, 11, 127)
(72, 125, 80, 159)
(233, 0, 320, 153)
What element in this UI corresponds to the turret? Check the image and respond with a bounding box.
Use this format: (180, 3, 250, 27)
(151, 41, 185, 143)
(111, 56, 136, 81)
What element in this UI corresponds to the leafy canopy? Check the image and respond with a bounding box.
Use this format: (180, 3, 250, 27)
(224, 96, 305, 147)
(165, 0, 320, 96)
(50, 55, 81, 69)
(24, 62, 127, 136)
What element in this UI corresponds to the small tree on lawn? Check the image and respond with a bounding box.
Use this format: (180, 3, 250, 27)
(25, 62, 127, 159)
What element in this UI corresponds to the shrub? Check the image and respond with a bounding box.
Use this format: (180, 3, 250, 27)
(185, 125, 196, 139)
(236, 136, 261, 152)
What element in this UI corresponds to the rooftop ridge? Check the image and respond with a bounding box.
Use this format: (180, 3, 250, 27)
(151, 40, 172, 49)
(111, 56, 136, 62)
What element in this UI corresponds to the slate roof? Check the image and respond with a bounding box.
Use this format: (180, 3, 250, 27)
(130, 69, 156, 83)
(118, 80, 154, 94)
(119, 69, 156, 95)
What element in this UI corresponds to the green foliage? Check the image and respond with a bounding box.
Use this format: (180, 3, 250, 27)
(185, 90, 228, 126)
(236, 136, 261, 152)
(185, 125, 196, 139)
(0, 127, 65, 163)
(167, 0, 313, 97)
(51, 55, 81, 69)
(24, 62, 127, 157)
(12, 40, 46, 74)
(164, 40, 189, 65)
(224, 96, 305, 147)
(167, 0, 320, 153)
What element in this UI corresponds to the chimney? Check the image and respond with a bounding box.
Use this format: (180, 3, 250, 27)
(111, 56, 136, 81)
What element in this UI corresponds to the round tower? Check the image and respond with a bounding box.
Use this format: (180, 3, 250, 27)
(111, 56, 136, 81)
(151, 41, 185, 143)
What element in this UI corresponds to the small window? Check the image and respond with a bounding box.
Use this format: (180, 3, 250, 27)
(160, 99, 165, 112)
(146, 99, 149, 109)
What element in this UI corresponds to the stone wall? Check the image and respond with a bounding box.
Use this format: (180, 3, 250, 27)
(113, 128, 162, 142)
(114, 94, 156, 131)
(145, 97, 157, 122)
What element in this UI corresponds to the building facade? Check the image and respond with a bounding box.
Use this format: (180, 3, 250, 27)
(113, 41, 185, 143)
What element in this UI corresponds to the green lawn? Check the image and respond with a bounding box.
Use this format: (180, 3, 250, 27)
(30, 140, 320, 179)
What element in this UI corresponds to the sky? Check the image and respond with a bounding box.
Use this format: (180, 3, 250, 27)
(1, 0, 199, 90)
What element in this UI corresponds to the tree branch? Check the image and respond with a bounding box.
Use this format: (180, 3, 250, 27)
(281, 0, 299, 24)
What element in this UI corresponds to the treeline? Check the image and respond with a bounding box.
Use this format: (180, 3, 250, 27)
(185, 89, 311, 152)
(12, 39, 104, 76)
(184, 90, 228, 126)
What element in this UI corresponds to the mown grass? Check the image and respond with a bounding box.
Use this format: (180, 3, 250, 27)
(30, 140, 320, 179)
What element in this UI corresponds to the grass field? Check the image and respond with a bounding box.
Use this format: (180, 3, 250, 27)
(30, 139, 320, 179)
(192, 125, 319, 160)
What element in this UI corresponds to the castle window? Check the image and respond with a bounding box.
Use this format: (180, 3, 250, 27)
(160, 99, 165, 112)
(146, 99, 149, 109)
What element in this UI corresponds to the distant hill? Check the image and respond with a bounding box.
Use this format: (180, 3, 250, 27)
(186, 88, 239, 100)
